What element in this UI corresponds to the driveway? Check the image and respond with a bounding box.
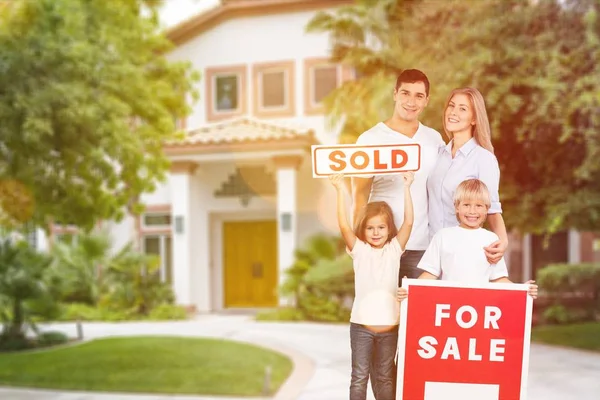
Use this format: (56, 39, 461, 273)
(0, 315, 598, 399)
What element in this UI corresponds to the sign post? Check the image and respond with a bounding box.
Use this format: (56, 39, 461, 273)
(397, 279, 533, 400)
(311, 143, 421, 177)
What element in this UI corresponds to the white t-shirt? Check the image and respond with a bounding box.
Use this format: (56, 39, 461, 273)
(356, 122, 445, 250)
(417, 226, 509, 283)
(347, 238, 404, 325)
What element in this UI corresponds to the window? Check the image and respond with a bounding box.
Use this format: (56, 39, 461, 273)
(143, 213, 171, 227)
(143, 235, 173, 283)
(312, 65, 338, 104)
(304, 59, 354, 115)
(253, 61, 295, 118)
(56, 233, 77, 245)
(262, 71, 285, 107)
(215, 75, 239, 111)
(206, 65, 247, 122)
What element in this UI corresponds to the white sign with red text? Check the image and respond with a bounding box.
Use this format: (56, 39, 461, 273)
(397, 279, 533, 400)
(311, 143, 421, 178)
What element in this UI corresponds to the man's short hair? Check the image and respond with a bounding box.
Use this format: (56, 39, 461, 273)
(395, 69, 430, 96)
(453, 179, 491, 209)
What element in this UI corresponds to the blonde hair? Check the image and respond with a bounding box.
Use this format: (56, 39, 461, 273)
(453, 179, 491, 209)
(443, 87, 494, 154)
(354, 201, 397, 244)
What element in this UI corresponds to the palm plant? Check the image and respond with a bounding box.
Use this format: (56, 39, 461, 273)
(100, 243, 170, 315)
(0, 238, 55, 343)
(280, 234, 345, 308)
(49, 231, 112, 305)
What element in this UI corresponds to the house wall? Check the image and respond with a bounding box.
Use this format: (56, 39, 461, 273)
(166, 9, 342, 144)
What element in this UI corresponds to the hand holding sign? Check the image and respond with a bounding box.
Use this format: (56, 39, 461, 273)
(311, 143, 421, 177)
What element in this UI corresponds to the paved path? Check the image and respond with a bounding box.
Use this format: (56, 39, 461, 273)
(0, 315, 599, 399)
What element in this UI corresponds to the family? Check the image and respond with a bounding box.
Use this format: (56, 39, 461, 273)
(329, 69, 539, 400)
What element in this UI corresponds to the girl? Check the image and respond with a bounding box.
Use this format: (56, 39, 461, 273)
(330, 171, 414, 400)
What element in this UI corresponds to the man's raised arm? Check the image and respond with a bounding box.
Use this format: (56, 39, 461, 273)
(351, 177, 374, 226)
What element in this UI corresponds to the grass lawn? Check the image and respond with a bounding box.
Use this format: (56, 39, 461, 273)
(0, 336, 293, 396)
(532, 322, 600, 352)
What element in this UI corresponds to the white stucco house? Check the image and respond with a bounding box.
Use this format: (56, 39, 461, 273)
(45, 0, 353, 313)
(29, 0, 600, 312)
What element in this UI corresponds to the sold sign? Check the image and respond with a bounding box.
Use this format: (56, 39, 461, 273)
(311, 143, 420, 178)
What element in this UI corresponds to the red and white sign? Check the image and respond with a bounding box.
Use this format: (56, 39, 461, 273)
(396, 279, 533, 400)
(311, 143, 420, 178)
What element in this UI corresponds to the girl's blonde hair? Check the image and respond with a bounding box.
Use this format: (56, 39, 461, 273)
(443, 87, 494, 154)
(453, 179, 491, 209)
(354, 201, 397, 244)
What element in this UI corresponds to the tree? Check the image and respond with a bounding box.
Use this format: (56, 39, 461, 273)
(308, 0, 600, 233)
(0, 0, 199, 231)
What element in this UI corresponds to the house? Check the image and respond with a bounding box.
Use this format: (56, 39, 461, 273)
(100, 0, 353, 313)
(32, 0, 600, 312)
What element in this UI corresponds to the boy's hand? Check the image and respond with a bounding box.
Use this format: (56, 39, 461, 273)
(401, 171, 415, 186)
(329, 173, 345, 190)
(525, 280, 538, 299)
(396, 287, 408, 302)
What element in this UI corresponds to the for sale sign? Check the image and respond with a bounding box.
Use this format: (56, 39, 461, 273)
(396, 279, 533, 400)
(311, 143, 420, 177)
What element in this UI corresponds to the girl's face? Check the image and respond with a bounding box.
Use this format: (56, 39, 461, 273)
(445, 93, 475, 136)
(364, 214, 390, 248)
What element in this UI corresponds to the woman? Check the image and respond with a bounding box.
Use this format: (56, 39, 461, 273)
(427, 87, 508, 263)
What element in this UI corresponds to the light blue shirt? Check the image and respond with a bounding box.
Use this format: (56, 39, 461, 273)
(427, 138, 502, 238)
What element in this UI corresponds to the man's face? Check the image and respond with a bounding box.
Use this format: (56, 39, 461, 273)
(392, 81, 429, 122)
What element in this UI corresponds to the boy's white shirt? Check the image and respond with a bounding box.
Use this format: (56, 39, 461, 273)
(417, 226, 509, 283)
(347, 238, 404, 325)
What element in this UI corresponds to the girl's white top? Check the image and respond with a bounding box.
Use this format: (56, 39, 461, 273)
(347, 238, 404, 325)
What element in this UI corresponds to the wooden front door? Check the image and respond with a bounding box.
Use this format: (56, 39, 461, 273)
(223, 220, 278, 307)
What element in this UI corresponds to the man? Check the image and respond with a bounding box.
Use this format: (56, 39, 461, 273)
(353, 69, 444, 281)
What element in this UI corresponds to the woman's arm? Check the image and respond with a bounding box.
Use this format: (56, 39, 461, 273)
(479, 154, 508, 263)
(331, 174, 357, 250)
(485, 213, 508, 264)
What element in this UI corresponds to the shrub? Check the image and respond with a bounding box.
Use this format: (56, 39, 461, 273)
(59, 303, 101, 321)
(256, 307, 305, 322)
(37, 331, 69, 347)
(0, 336, 32, 352)
(59, 303, 137, 322)
(536, 263, 600, 324)
(146, 304, 188, 320)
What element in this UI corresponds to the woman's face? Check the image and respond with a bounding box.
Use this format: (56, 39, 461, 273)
(444, 93, 475, 135)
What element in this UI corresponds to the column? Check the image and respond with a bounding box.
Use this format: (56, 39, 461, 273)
(170, 161, 197, 308)
(568, 229, 581, 264)
(190, 168, 211, 313)
(273, 156, 303, 306)
(522, 233, 531, 282)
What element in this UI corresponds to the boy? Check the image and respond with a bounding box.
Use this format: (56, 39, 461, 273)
(397, 179, 537, 296)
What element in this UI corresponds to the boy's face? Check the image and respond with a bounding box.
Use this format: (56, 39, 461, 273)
(364, 214, 390, 248)
(455, 198, 488, 229)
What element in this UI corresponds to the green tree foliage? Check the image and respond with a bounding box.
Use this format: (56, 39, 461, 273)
(308, 0, 600, 233)
(0, 0, 198, 230)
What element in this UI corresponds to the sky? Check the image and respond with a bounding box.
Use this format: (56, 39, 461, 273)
(158, 0, 220, 28)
